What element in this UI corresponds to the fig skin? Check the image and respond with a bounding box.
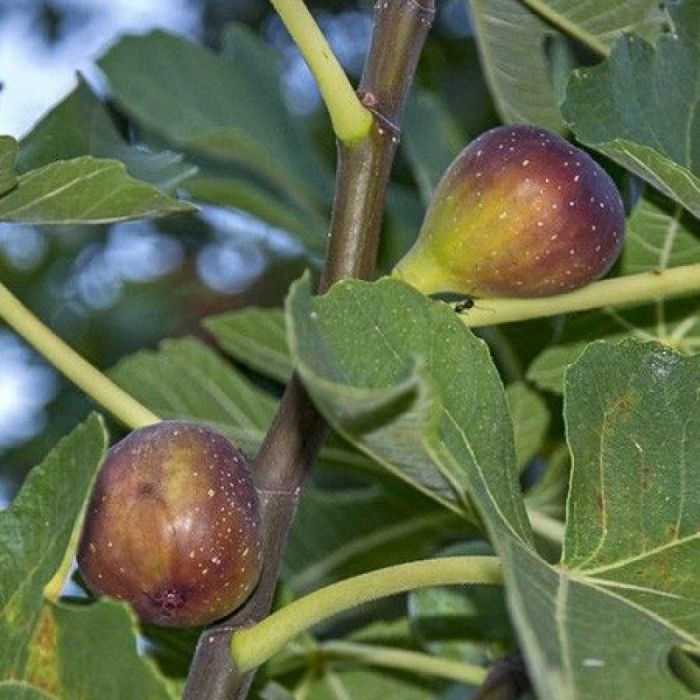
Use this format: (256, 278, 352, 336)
(77, 421, 263, 627)
(393, 124, 625, 297)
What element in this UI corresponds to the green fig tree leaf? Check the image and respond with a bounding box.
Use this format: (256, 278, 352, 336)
(467, 0, 567, 131)
(98, 28, 331, 213)
(18, 601, 175, 700)
(0, 136, 18, 196)
(109, 336, 378, 479)
(287, 277, 700, 699)
(287, 274, 533, 537)
(622, 194, 700, 274)
(403, 91, 464, 204)
(563, 1, 700, 217)
(49, 601, 175, 700)
(0, 414, 107, 679)
(204, 307, 291, 384)
(18, 78, 196, 191)
(504, 341, 700, 700)
(109, 337, 276, 456)
(0, 683, 56, 700)
(520, 0, 665, 48)
(0, 415, 171, 699)
(466, 0, 661, 132)
(0, 156, 193, 224)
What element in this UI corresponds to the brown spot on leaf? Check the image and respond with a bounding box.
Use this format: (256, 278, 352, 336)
(606, 393, 634, 423)
(26, 607, 61, 696)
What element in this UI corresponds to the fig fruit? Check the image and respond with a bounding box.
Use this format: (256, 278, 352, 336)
(393, 124, 625, 297)
(77, 421, 263, 627)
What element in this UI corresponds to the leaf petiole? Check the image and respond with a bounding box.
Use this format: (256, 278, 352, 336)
(269, 0, 373, 144)
(0, 281, 159, 430)
(230, 555, 503, 673)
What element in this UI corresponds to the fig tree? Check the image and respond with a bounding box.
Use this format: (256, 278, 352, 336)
(77, 421, 263, 627)
(393, 124, 625, 297)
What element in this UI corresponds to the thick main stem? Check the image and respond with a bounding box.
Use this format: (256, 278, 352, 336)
(183, 2, 435, 698)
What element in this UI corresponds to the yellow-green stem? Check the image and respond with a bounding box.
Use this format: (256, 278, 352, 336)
(456, 263, 700, 328)
(320, 640, 487, 685)
(231, 555, 503, 673)
(269, 0, 372, 144)
(0, 281, 159, 429)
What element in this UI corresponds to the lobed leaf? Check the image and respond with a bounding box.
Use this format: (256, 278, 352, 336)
(287, 277, 700, 699)
(468, 0, 664, 134)
(98, 28, 331, 215)
(507, 341, 700, 700)
(19, 78, 196, 191)
(563, 1, 700, 216)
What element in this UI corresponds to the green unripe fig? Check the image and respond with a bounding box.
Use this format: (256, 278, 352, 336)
(393, 124, 625, 297)
(77, 421, 263, 627)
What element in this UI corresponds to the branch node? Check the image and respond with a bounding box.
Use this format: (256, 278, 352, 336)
(359, 91, 401, 142)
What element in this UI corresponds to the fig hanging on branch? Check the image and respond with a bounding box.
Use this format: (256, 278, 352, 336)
(77, 421, 263, 627)
(393, 124, 625, 298)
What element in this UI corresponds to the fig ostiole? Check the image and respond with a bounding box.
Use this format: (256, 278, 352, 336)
(77, 421, 263, 627)
(392, 124, 625, 298)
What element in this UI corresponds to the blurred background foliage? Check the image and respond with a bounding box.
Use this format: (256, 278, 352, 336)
(0, 0, 499, 499)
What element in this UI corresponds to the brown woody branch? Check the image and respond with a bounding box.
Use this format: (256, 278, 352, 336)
(182, 2, 435, 697)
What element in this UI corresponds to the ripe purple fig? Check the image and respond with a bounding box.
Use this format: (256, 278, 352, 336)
(393, 124, 625, 297)
(77, 421, 263, 627)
